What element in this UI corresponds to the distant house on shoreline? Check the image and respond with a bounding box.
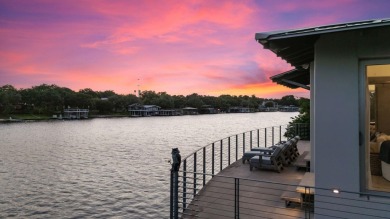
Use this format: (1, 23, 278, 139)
(199, 105, 218, 114)
(128, 103, 160, 117)
(228, 106, 251, 113)
(63, 108, 89, 119)
(182, 107, 198, 115)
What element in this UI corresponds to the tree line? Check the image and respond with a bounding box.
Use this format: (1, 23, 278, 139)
(0, 84, 308, 116)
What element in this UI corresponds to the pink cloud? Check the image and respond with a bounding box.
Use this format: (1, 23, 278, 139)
(1, 0, 388, 98)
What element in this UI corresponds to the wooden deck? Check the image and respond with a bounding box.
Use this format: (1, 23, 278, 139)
(182, 141, 312, 219)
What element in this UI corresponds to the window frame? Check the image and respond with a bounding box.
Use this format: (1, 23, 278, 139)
(359, 58, 390, 194)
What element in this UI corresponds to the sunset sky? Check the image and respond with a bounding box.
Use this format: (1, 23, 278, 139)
(1, 0, 389, 98)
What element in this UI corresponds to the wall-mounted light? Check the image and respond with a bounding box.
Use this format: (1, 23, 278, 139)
(332, 189, 340, 194)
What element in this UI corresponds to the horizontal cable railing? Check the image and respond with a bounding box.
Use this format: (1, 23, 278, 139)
(170, 122, 390, 218)
(178, 125, 289, 214)
(178, 173, 390, 219)
(170, 123, 311, 218)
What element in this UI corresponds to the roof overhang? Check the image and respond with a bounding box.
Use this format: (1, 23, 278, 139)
(270, 68, 310, 90)
(256, 18, 390, 89)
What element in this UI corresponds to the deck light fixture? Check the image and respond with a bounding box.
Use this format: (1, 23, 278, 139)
(332, 189, 340, 194)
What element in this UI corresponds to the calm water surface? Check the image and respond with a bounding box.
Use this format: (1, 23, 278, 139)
(0, 112, 297, 218)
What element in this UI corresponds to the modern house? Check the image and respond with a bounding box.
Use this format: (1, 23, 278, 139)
(128, 103, 160, 117)
(255, 18, 390, 218)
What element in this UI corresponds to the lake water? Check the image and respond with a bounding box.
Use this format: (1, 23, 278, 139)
(0, 112, 297, 218)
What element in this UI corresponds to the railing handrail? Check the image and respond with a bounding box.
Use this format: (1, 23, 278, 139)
(181, 124, 290, 161)
(179, 170, 390, 200)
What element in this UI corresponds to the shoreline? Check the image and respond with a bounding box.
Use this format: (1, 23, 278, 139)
(0, 111, 299, 123)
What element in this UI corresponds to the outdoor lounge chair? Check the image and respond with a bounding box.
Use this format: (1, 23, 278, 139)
(242, 148, 274, 163)
(249, 147, 284, 173)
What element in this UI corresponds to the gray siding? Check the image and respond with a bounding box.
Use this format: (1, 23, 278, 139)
(313, 27, 390, 218)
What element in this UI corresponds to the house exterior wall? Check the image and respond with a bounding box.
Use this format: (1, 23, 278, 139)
(313, 27, 390, 218)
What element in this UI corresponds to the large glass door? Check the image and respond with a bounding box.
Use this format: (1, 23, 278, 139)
(363, 62, 390, 192)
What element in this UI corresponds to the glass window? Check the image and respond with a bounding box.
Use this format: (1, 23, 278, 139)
(366, 64, 390, 192)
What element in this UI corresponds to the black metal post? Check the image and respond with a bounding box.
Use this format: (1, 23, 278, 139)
(250, 131, 253, 149)
(212, 143, 215, 176)
(220, 140, 223, 171)
(257, 129, 260, 147)
(235, 178, 240, 219)
(235, 135, 238, 161)
(170, 167, 173, 219)
(279, 125, 282, 142)
(170, 148, 181, 219)
(228, 137, 231, 165)
(272, 127, 274, 145)
(203, 147, 206, 186)
(183, 160, 187, 210)
(265, 128, 267, 147)
(243, 133, 245, 154)
(193, 152, 197, 197)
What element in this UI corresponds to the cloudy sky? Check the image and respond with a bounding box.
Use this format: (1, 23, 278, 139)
(1, 0, 389, 98)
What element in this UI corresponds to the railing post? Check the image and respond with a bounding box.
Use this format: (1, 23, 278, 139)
(257, 129, 260, 147)
(228, 137, 231, 165)
(234, 178, 240, 219)
(170, 148, 181, 219)
(220, 140, 223, 171)
(193, 152, 197, 197)
(183, 160, 187, 210)
(212, 143, 215, 176)
(265, 128, 267, 147)
(203, 147, 206, 186)
(235, 135, 238, 161)
(272, 127, 274, 146)
(243, 133, 245, 154)
(279, 125, 282, 142)
(250, 131, 253, 149)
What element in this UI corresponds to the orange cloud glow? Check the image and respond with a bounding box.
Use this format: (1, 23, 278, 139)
(1, 0, 388, 97)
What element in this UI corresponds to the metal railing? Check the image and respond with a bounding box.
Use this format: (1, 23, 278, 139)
(175, 173, 390, 219)
(178, 125, 288, 215)
(170, 124, 310, 218)
(169, 123, 390, 218)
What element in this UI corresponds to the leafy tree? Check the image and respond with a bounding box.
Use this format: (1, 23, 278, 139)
(95, 99, 114, 114)
(0, 85, 21, 114)
(186, 93, 204, 109)
(280, 95, 298, 106)
(264, 101, 274, 108)
(285, 98, 310, 140)
(79, 88, 99, 98)
(98, 90, 116, 98)
(172, 95, 186, 109)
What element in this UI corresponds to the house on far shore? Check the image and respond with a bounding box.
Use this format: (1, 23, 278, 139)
(258, 101, 278, 112)
(182, 107, 198, 115)
(228, 106, 251, 113)
(63, 108, 89, 119)
(159, 109, 182, 116)
(199, 105, 218, 114)
(128, 103, 160, 117)
(278, 105, 299, 112)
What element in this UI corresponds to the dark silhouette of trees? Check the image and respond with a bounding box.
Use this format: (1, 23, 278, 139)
(0, 83, 307, 117)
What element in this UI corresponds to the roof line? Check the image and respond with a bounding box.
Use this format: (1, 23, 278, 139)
(256, 18, 390, 42)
